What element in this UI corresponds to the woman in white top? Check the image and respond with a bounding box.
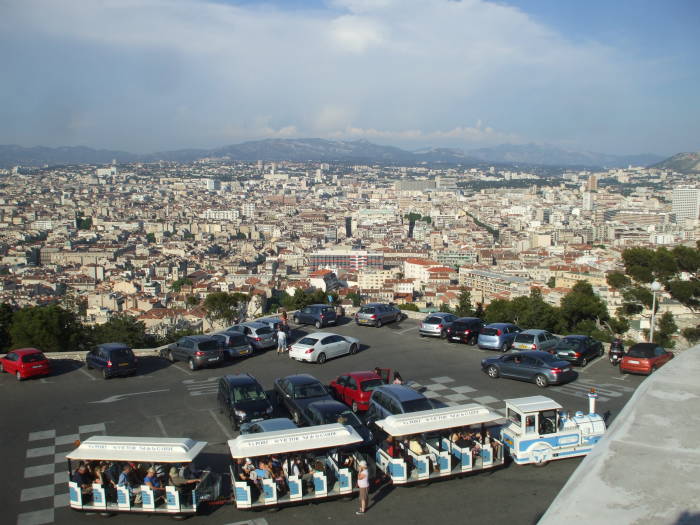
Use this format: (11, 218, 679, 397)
(356, 460, 370, 515)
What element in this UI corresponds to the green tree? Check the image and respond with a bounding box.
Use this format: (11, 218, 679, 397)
(681, 325, 700, 345)
(606, 271, 631, 290)
(170, 278, 193, 293)
(558, 281, 609, 334)
(439, 303, 453, 314)
(9, 305, 87, 352)
(146, 232, 156, 243)
(546, 276, 556, 288)
(203, 292, 248, 326)
(653, 312, 677, 348)
(346, 292, 362, 307)
(484, 299, 516, 324)
(185, 295, 199, 307)
(0, 302, 13, 352)
(92, 314, 155, 348)
(474, 302, 485, 318)
(518, 289, 560, 332)
(454, 288, 473, 317)
(398, 303, 419, 312)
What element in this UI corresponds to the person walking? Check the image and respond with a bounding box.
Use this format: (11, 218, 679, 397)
(356, 460, 370, 515)
(276, 324, 287, 355)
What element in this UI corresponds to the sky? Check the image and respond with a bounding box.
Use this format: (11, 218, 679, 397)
(1, 0, 698, 155)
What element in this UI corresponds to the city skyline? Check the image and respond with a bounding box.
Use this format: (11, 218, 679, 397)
(1, 0, 699, 155)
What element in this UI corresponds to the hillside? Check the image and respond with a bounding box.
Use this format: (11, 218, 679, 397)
(652, 151, 700, 173)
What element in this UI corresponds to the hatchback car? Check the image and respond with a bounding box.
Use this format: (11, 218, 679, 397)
(552, 335, 604, 366)
(477, 323, 521, 352)
(293, 304, 338, 329)
(0, 348, 51, 381)
(164, 335, 223, 370)
(217, 373, 274, 430)
(419, 312, 458, 338)
(302, 400, 373, 445)
(288, 332, 360, 364)
(366, 384, 433, 422)
(273, 374, 335, 425)
(355, 303, 405, 327)
(620, 343, 674, 375)
(240, 417, 297, 435)
(240, 322, 276, 351)
(481, 350, 576, 388)
(86, 343, 137, 379)
(447, 317, 484, 345)
(512, 329, 559, 352)
(330, 370, 386, 412)
(211, 331, 253, 360)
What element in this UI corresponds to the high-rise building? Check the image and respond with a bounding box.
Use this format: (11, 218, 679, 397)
(672, 186, 700, 222)
(309, 250, 384, 272)
(582, 192, 595, 211)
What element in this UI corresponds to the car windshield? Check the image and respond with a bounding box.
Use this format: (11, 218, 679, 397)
(298, 337, 319, 346)
(515, 334, 535, 343)
(360, 378, 384, 392)
(331, 410, 363, 427)
(294, 383, 327, 398)
(452, 322, 467, 330)
(232, 385, 267, 402)
(23, 353, 46, 363)
(424, 316, 442, 324)
(627, 346, 655, 358)
(359, 307, 376, 314)
(110, 348, 134, 360)
(197, 340, 220, 351)
(481, 327, 499, 336)
(401, 398, 433, 412)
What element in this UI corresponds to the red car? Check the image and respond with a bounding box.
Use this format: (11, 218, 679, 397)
(330, 369, 391, 412)
(0, 348, 51, 380)
(620, 343, 674, 375)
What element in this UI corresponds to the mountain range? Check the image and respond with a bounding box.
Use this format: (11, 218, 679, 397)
(0, 139, 675, 169)
(651, 151, 700, 173)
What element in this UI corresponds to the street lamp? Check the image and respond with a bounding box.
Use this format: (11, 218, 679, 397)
(649, 281, 662, 343)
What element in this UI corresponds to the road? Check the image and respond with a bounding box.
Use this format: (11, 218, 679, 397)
(0, 317, 645, 525)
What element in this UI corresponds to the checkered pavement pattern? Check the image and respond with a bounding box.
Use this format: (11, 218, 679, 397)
(411, 376, 505, 414)
(16, 422, 107, 525)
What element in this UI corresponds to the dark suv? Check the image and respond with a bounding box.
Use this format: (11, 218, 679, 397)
(217, 374, 274, 430)
(86, 343, 137, 379)
(293, 304, 338, 329)
(164, 335, 223, 371)
(447, 317, 485, 345)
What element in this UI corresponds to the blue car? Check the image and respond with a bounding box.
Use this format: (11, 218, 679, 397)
(477, 323, 521, 352)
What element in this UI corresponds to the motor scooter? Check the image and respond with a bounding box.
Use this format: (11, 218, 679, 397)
(609, 338, 624, 365)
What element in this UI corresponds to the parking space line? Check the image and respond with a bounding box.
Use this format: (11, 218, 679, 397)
(397, 325, 418, 334)
(20, 484, 55, 502)
(76, 366, 96, 381)
(153, 415, 168, 437)
(578, 356, 608, 374)
(208, 408, 233, 440)
(169, 364, 194, 376)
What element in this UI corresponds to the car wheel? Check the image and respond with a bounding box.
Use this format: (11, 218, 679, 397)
(315, 320, 322, 329)
(349, 344, 358, 355)
(292, 410, 301, 425)
(168, 351, 175, 363)
(500, 343, 509, 353)
(16, 371, 22, 381)
(598, 347, 604, 357)
(375, 319, 382, 328)
(188, 358, 197, 371)
(440, 330, 447, 339)
(535, 374, 549, 388)
(580, 357, 588, 367)
(102, 368, 110, 380)
(293, 316, 300, 324)
(317, 352, 327, 364)
(487, 366, 499, 379)
(352, 401, 359, 413)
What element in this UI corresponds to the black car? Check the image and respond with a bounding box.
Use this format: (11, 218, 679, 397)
(481, 350, 577, 388)
(85, 343, 137, 379)
(217, 374, 274, 430)
(447, 317, 485, 345)
(302, 400, 373, 445)
(551, 335, 604, 366)
(273, 374, 334, 425)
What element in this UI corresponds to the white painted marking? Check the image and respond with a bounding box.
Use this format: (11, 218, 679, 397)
(28, 430, 56, 442)
(208, 408, 234, 440)
(16, 508, 54, 525)
(430, 376, 455, 384)
(222, 519, 270, 525)
(54, 493, 70, 508)
(39, 378, 53, 384)
(452, 385, 477, 394)
(55, 434, 79, 446)
(397, 325, 419, 334)
(577, 357, 607, 374)
(89, 389, 169, 404)
(54, 471, 68, 484)
(79, 422, 106, 434)
(53, 453, 67, 464)
(20, 484, 55, 502)
(424, 384, 449, 391)
(76, 366, 96, 381)
(473, 395, 500, 404)
(24, 464, 55, 479)
(153, 415, 168, 437)
(170, 364, 194, 376)
(444, 393, 470, 402)
(26, 446, 55, 459)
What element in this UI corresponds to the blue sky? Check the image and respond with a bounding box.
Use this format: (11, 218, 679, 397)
(1, 0, 698, 155)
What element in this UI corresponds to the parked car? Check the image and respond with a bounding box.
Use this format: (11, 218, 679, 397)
(288, 332, 360, 364)
(0, 348, 50, 381)
(552, 335, 604, 366)
(620, 343, 674, 375)
(481, 350, 576, 388)
(240, 417, 297, 435)
(355, 303, 405, 327)
(217, 373, 274, 430)
(512, 329, 559, 352)
(477, 323, 521, 352)
(366, 384, 433, 422)
(211, 331, 253, 360)
(293, 304, 338, 329)
(164, 335, 223, 371)
(447, 317, 484, 345)
(86, 343, 138, 379)
(329, 370, 386, 412)
(240, 322, 277, 351)
(302, 400, 373, 445)
(273, 374, 335, 425)
(419, 312, 458, 338)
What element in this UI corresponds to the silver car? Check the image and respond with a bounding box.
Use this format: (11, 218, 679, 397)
(288, 332, 360, 364)
(512, 329, 559, 352)
(211, 331, 253, 359)
(355, 303, 405, 327)
(477, 323, 521, 352)
(419, 312, 458, 338)
(240, 322, 277, 351)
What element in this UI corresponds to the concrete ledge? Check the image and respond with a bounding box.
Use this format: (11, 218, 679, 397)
(539, 345, 700, 525)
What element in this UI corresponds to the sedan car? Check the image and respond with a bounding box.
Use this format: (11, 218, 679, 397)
(477, 323, 521, 352)
(355, 303, 405, 327)
(0, 348, 51, 380)
(288, 332, 360, 364)
(620, 343, 674, 375)
(512, 329, 559, 352)
(273, 374, 335, 425)
(330, 370, 386, 412)
(419, 312, 457, 338)
(481, 351, 576, 388)
(302, 400, 373, 445)
(447, 317, 484, 345)
(552, 335, 604, 366)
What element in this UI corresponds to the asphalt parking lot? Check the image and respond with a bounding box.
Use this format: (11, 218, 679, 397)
(0, 317, 646, 525)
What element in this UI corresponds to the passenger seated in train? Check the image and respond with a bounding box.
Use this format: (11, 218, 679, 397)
(117, 464, 143, 504)
(169, 466, 201, 506)
(71, 463, 94, 499)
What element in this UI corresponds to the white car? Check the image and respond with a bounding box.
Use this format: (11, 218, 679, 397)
(289, 332, 360, 364)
